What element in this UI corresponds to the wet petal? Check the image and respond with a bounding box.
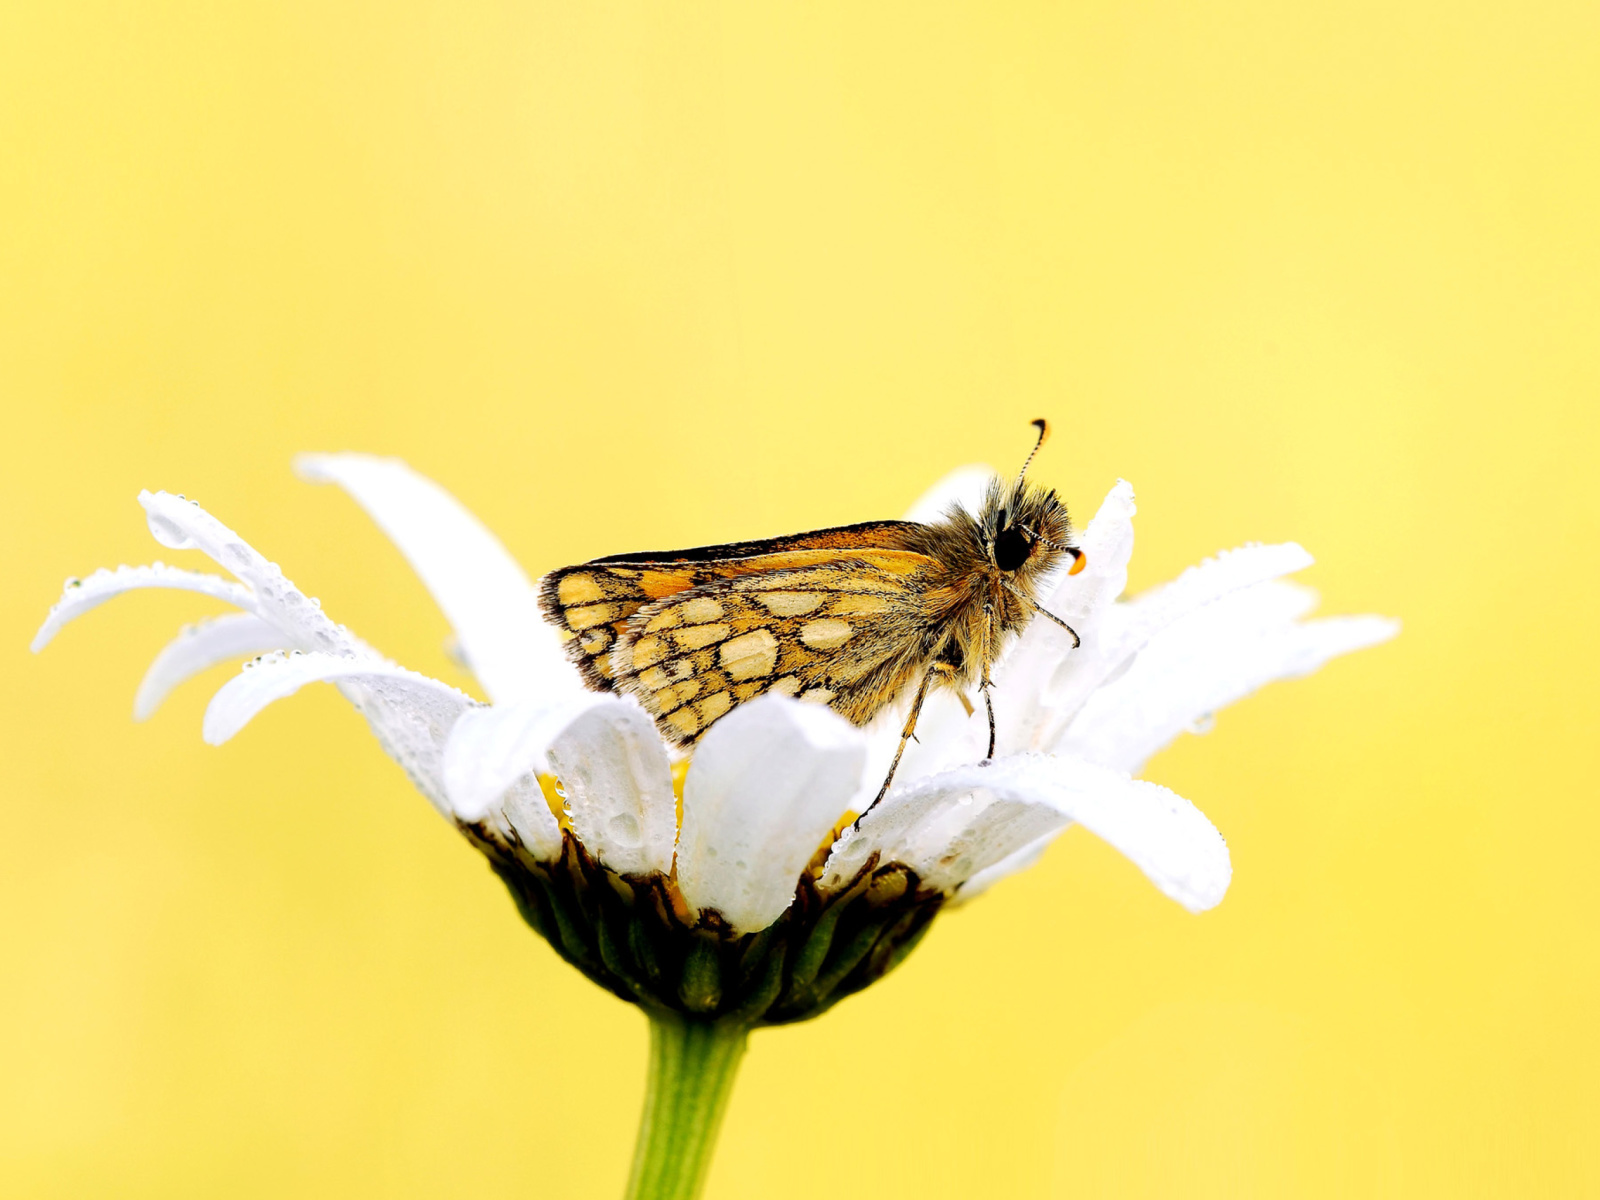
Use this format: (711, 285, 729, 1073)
(202, 651, 475, 815)
(32, 564, 256, 653)
(952, 834, 1053, 904)
(441, 692, 610, 821)
(677, 697, 867, 934)
(820, 757, 1070, 895)
(547, 699, 677, 878)
(993, 481, 1138, 751)
(134, 613, 287, 720)
(829, 753, 1231, 912)
(494, 779, 565, 862)
(1062, 580, 1401, 774)
(139, 491, 358, 655)
(296, 454, 580, 706)
(1006, 532, 1324, 754)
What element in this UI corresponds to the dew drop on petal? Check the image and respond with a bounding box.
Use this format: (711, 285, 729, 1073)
(609, 812, 642, 846)
(146, 511, 195, 550)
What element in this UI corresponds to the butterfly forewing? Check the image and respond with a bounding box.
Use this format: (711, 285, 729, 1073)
(608, 554, 939, 745)
(538, 521, 924, 693)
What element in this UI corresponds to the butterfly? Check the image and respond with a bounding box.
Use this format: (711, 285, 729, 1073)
(538, 420, 1085, 807)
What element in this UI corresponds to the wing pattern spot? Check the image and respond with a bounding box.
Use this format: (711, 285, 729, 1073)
(720, 629, 779, 680)
(757, 591, 825, 616)
(800, 618, 854, 650)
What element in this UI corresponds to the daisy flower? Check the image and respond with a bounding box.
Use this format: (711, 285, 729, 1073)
(33, 456, 1396, 1200)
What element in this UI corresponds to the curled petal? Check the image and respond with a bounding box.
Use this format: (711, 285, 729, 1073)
(901, 464, 994, 523)
(134, 613, 287, 720)
(1045, 478, 1140, 622)
(547, 700, 677, 878)
(295, 454, 581, 706)
(993, 481, 1138, 751)
(1062, 580, 1401, 774)
(203, 651, 476, 815)
(32, 564, 256, 653)
(441, 693, 611, 822)
(494, 779, 565, 862)
(138, 491, 358, 655)
(1112, 542, 1317, 663)
(830, 753, 1231, 912)
(820, 758, 1071, 895)
(953, 834, 1053, 904)
(678, 697, 867, 934)
(1006, 531, 1326, 754)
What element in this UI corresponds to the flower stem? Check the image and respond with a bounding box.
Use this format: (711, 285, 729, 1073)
(624, 1015, 749, 1200)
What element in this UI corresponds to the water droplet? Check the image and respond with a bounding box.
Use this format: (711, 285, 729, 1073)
(1186, 712, 1217, 735)
(609, 812, 641, 846)
(146, 511, 194, 550)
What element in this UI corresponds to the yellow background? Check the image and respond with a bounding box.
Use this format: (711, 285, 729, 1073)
(3, 3, 1595, 1197)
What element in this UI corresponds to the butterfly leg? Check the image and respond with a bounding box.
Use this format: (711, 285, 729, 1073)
(981, 666, 996, 761)
(980, 602, 998, 761)
(863, 663, 945, 817)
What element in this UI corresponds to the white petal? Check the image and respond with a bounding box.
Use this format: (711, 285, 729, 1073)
(138, 491, 360, 655)
(547, 699, 677, 878)
(828, 753, 1231, 912)
(992, 481, 1138, 751)
(901, 464, 994, 523)
(820, 757, 1071, 895)
(202, 651, 476, 815)
(295, 454, 581, 706)
(1063, 580, 1401, 774)
(495, 779, 565, 862)
(677, 696, 867, 934)
(134, 613, 288, 720)
(1006, 533, 1326, 754)
(441, 692, 611, 822)
(1115, 541, 1316, 660)
(952, 834, 1053, 904)
(31, 564, 256, 653)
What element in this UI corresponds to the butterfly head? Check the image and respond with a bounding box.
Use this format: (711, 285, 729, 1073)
(984, 419, 1085, 579)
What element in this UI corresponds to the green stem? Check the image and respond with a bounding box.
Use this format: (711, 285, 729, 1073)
(624, 1016, 749, 1200)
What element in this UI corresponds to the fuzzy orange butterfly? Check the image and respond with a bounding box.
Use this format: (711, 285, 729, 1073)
(538, 420, 1087, 807)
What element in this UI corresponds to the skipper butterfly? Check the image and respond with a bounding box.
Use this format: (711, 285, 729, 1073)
(539, 420, 1086, 807)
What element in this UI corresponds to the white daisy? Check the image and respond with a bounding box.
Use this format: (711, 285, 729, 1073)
(33, 455, 1396, 1199)
(33, 458, 1396, 1022)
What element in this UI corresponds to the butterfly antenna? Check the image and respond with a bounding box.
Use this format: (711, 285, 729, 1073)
(1018, 418, 1050, 483)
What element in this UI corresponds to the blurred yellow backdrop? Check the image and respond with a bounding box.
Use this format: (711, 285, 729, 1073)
(3, 2, 1596, 1197)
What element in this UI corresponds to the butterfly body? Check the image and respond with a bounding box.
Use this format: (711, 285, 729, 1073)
(539, 424, 1081, 795)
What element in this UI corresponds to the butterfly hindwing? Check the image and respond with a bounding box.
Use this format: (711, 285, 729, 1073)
(608, 553, 940, 745)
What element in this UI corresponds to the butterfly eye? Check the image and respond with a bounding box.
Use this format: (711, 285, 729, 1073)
(993, 526, 1033, 572)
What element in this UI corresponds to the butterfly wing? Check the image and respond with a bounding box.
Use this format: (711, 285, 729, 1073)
(608, 551, 943, 745)
(538, 521, 922, 691)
